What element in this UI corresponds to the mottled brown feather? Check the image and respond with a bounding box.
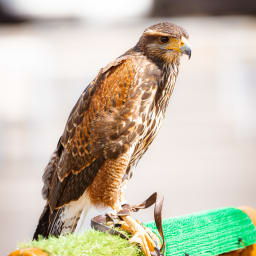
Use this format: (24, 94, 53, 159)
(87, 152, 131, 208)
(43, 54, 161, 210)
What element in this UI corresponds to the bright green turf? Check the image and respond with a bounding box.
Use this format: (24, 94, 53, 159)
(145, 207, 256, 255)
(19, 230, 143, 256)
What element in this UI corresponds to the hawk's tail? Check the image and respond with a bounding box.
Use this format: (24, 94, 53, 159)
(33, 204, 50, 240)
(33, 204, 64, 240)
(33, 202, 86, 240)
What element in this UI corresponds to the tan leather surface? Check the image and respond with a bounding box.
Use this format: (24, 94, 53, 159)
(220, 245, 256, 256)
(9, 248, 49, 256)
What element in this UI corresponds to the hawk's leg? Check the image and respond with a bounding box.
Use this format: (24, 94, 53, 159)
(113, 204, 162, 256)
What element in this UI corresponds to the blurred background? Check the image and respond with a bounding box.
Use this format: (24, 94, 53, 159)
(0, 0, 256, 254)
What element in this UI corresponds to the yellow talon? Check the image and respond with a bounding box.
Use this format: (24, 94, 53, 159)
(121, 215, 161, 256)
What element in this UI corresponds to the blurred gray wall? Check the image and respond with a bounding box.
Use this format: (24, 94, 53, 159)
(152, 0, 256, 16)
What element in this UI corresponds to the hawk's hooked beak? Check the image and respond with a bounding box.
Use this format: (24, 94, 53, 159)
(180, 37, 191, 59)
(165, 36, 191, 59)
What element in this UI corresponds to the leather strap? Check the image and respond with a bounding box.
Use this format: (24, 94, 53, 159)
(91, 192, 166, 255)
(91, 214, 129, 240)
(154, 194, 165, 255)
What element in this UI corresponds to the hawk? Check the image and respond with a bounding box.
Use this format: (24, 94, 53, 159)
(34, 22, 191, 255)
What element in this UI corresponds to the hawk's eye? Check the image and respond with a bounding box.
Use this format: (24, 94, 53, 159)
(160, 36, 169, 43)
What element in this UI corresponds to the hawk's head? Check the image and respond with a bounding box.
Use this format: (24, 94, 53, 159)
(136, 22, 191, 64)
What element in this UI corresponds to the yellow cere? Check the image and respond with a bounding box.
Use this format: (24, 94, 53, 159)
(166, 38, 183, 52)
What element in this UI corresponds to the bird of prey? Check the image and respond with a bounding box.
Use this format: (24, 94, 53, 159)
(33, 22, 191, 255)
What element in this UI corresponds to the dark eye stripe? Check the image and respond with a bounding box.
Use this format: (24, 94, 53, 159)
(160, 36, 169, 43)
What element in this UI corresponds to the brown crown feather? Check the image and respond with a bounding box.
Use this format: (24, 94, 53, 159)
(144, 22, 189, 39)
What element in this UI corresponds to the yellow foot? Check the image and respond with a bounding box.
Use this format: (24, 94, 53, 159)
(121, 216, 162, 256)
(9, 248, 49, 256)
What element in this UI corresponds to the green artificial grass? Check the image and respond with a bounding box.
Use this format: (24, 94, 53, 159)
(19, 230, 143, 256)
(145, 207, 256, 255)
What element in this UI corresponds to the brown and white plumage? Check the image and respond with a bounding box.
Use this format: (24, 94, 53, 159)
(33, 22, 191, 245)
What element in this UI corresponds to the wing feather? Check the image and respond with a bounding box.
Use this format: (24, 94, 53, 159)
(42, 55, 158, 210)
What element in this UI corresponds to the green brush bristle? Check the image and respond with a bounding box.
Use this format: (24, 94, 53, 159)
(19, 230, 143, 256)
